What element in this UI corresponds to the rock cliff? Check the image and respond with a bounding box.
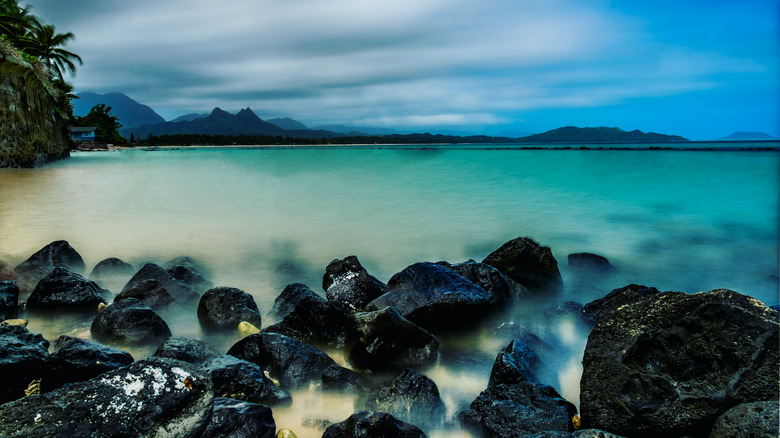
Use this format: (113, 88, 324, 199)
(0, 54, 70, 168)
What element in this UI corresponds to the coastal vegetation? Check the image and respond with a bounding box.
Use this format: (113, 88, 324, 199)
(0, 0, 81, 119)
(73, 103, 125, 144)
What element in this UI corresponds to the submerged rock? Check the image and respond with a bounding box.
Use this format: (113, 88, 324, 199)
(200, 397, 276, 438)
(580, 289, 779, 437)
(366, 262, 496, 331)
(460, 382, 577, 437)
(361, 367, 446, 432)
(0, 280, 19, 320)
(121, 262, 199, 303)
(482, 236, 563, 294)
(89, 257, 135, 282)
(0, 325, 49, 404)
(227, 332, 338, 391)
(322, 410, 426, 438)
(205, 355, 291, 406)
(567, 252, 615, 272)
(91, 297, 172, 347)
(165, 256, 213, 293)
(154, 336, 221, 365)
(322, 255, 386, 313)
(347, 306, 439, 371)
(263, 294, 354, 349)
(198, 286, 263, 331)
(0, 357, 213, 437)
(13, 240, 86, 287)
(26, 266, 108, 311)
(44, 335, 134, 392)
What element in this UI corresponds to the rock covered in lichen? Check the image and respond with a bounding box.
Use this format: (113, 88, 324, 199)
(0, 357, 213, 437)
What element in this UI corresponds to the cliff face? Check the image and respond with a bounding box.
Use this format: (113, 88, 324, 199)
(0, 55, 70, 168)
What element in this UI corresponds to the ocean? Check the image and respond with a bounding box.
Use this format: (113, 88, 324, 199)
(1, 144, 778, 436)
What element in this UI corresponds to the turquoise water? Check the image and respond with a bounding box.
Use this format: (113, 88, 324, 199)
(1, 145, 778, 436)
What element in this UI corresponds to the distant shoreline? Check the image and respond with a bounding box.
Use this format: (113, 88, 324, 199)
(97, 141, 780, 153)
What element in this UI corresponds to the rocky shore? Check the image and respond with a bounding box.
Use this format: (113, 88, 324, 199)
(0, 238, 778, 437)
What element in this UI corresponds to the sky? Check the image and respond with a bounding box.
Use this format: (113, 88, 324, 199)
(23, 0, 780, 139)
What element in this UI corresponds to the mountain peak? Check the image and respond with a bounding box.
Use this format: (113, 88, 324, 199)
(235, 107, 262, 122)
(75, 91, 165, 130)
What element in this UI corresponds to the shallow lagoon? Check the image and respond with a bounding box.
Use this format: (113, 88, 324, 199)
(1, 144, 778, 436)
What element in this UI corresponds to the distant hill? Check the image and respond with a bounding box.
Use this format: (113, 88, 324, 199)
(517, 126, 687, 143)
(127, 107, 348, 140)
(313, 124, 401, 136)
(719, 131, 778, 141)
(268, 117, 308, 130)
(169, 113, 209, 123)
(74, 92, 166, 129)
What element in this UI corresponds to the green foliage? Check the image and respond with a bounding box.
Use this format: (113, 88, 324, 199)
(75, 104, 126, 144)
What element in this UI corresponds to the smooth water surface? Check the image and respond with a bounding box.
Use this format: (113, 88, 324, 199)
(1, 145, 778, 436)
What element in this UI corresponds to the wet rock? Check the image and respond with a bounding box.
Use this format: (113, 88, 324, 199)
(347, 306, 439, 371)
(154, 336, 221, 365)
(709, 400, 779, 438)
(91, 297, 172, 347)
(26, 266, 108, 311)
(114, 279, 175, 310)
(198, 286, 263, 331)
(567, 253, 615, 272)
(361, 367, 446, 432)
(321, 364, 367, 392)
(165, 256, 213, 293)
(573, 430, 627, 438)
(493, 322, 556, 358)
(200, 397, 276, 438)
(482, 236, 563, 294)
(89, 257, 135, 281)
(205, 355, 292, 406)
(322, 410, 426, 438)
(439, 259, 526, 304)
(271, 283, 324, 320)
(580, 284, 661, 326)
(13, 240, 86, 287)
(488, 339, 544, 387)
(366, 262, 496, 332)
(263, 295, 354, 349)
(461, 382, 577, 437)
(0, 280, 19, 320)
(0, 357, 213, 437)
(43, 335, 134, 391)
(323, 255, 386, 313)
(580, 289, 779, 437)
(227, 332, 338, 390)
(0, 325, 49, 403)
(122, 262, 199, 303)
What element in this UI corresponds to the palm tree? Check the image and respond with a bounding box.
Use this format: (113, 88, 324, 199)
(26, 23, 82, 79)
(0, 1, 39, 45)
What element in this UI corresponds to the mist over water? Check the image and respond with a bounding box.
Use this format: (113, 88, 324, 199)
(1, 145, 777, 436)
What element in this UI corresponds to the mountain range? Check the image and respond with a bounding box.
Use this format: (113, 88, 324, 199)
(74, 92, 165, 129)
(76, 91, 780, 143)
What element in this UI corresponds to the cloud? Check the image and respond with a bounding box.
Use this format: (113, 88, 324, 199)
(24, 0, 779, 136)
